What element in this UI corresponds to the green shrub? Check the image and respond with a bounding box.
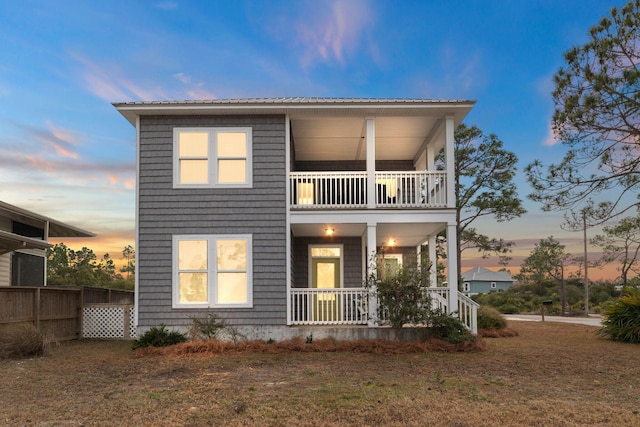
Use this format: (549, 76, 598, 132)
(477, 305, 507, 330)
(597, 289, 640, 343)
(189, 313, 226, 340)
(428, 313, 473, 344)
(132, 325, 187, 349)
(0, 323, 47, 358)
(367, 254, 432, 328)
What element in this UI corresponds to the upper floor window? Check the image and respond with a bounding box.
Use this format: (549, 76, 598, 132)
(491, 281, 497, 289)
(173, 127, 252, 188)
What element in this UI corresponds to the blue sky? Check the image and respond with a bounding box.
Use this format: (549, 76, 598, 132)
(0, 0, 626, 278)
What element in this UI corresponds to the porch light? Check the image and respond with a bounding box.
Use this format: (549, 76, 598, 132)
(388, 238, 396, 246)
(325, 227, 335, 236)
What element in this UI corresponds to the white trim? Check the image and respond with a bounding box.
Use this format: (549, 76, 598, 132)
(173, 127, 253, 189)
(308, 244, 344, 289)
(172, 234, 253, 309)
(491, 281, 497, 289)
(285, 114, 292, 325)
(134, 115, 140, 327)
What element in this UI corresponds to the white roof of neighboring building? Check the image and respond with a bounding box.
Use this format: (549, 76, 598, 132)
(0, 200, 95, 255)
(462, 266, 513, 282)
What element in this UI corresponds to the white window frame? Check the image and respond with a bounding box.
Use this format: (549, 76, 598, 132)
(491, 281, 497, 289)
(463, 282, 470, 292)
(173, 127, 253, 189)
(172, 234, 253, 309)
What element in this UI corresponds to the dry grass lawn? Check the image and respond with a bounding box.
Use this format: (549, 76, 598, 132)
(1, 321, 639, 426)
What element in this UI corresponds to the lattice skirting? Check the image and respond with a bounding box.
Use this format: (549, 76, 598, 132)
(82, 305, 135, 339)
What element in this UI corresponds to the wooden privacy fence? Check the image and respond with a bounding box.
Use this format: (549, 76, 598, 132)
(0, 286, 135, 342)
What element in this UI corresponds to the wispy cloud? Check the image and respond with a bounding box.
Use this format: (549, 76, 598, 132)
(410, 45, 486, 99)
(173, 73, 216, 100)
(291, 0, 377, 68)
(72, 53, 165, 102)
(1, 120, 135, 189)
(542, 123, 560, 146)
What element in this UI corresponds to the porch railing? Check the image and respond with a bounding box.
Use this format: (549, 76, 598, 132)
(290, 288, 368, 325)
(290, 287, 478, 334)
(458, 293, 479, 334)
(289, 171, 447, 209)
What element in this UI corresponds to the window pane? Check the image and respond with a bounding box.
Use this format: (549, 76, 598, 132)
(178, 240, 207, 270)
(311, 247, 341, 257)
(217, 240, 247, 270)
(218, 159, 246, 183)
(217, 272, 247, 303)
(217, 132, 247, 157)
(179, 272, 208, 303)
(317, 262, 336, 288)
(180, 159, 209, 184)
(179, 132, 208, 156)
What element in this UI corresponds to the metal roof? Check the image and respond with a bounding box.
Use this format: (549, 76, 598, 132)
(114, 97, 476, 126)
(461, 266, 513, 282)
(114, 97, 476, 106)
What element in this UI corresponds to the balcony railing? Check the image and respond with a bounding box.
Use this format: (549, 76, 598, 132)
(289, 171, 447, 209)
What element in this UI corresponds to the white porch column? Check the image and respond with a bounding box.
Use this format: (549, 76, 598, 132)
(366, 223, 378, 327)
(366, 118, 376, 208)
(445, 116, 455, 208)
(428, 235, 437, 288)
(446, 223, 459, 314)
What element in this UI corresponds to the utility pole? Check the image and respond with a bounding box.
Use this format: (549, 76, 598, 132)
(583, 210, 589, 316)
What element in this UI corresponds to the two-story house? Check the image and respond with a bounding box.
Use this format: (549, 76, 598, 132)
(115, 98, 478, 339)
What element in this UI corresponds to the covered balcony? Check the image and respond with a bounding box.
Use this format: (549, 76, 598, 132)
(287, 114, 456, 212)
(290, 170, 447, 209)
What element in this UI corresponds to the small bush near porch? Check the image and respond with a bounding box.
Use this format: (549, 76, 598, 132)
(1, 322, 639, 426)
(369, 253, 472, 343)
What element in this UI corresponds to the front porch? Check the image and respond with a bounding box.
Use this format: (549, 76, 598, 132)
(289, 287, 478, 334)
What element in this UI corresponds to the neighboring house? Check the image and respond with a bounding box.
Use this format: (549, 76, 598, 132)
(461, 266, 513, 295)
(114, 97, 479, 339)
(0, 200, 95, 287)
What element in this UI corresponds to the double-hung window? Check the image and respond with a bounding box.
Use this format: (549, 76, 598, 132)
(174, 127, 252, 188)
(173, 235, 253, 308)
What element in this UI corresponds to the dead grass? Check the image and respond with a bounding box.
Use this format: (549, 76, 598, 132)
(134, 336, 488, 358)
(1, 321, 639, 426)
(478, 327, 520, 338)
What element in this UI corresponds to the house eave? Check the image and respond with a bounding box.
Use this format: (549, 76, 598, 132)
(113, 98, 476, 127)
(0, 200, 95, 238)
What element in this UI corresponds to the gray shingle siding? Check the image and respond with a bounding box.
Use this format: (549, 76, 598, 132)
(137, 115, 287, 328)
(292, 236, 363, 288)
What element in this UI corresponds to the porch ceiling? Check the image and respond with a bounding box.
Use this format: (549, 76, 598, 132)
(291, 222, 444, 247)
(291, 116, 443, 162)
